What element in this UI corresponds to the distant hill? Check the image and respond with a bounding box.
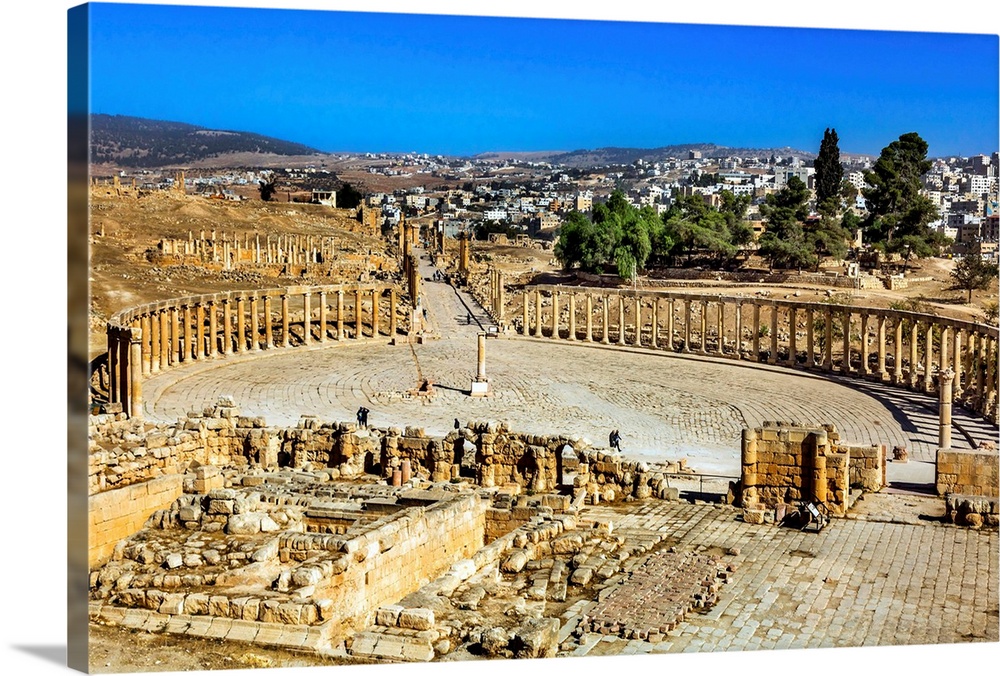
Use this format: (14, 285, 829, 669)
(541, 144, 817, 168)
(90, 114, 323, 168)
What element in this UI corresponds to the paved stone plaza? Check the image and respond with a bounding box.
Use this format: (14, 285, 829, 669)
(142, 251, 997, 479)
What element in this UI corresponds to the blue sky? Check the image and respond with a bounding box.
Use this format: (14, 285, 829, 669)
(85, 2, 999, 158)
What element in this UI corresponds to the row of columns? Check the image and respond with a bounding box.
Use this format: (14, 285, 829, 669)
(107, 286, 402, 414)
(161, 232, 339, 267)
(520, 288, 999, 415)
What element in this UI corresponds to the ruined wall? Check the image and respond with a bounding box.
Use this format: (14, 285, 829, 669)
(88, 475, 184, 567)
(739, 422, 881, 515)
(936, 449, 999, 497)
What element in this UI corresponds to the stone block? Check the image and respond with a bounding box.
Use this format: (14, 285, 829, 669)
(399, 608, 435, 630)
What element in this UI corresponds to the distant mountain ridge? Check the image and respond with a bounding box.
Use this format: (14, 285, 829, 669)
(90, 114, 323, 167)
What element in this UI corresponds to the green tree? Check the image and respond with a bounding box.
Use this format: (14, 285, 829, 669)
(758, 176, 815, 270)
(336, 183, 364, 210)
(862, 132, 945, 258)
(258, 179, 277, 201)
(814, 128, 844, 216)
(950, 255, 999, 303)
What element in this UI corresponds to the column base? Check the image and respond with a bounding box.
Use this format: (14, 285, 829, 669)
(469, 378, 491, 398)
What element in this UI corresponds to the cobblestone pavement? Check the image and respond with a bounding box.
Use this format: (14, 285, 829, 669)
(565, 501, 998, 656)
(142, 249, 997, 478)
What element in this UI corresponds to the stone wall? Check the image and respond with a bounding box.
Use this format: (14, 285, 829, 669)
(936, 449, 999, 497)
(88, 474, 184, 567)
(739, 422, 883, 515)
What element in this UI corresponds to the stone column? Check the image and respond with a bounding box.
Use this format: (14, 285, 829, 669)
(389, 289, 398, 338)
(805, 307, 814, 368)
(841, 309, 851, 374)
(303, 292, 312, 345)
(337, 289, 345, 340)
(939, 325, 950, 374)
(684, 299, 693, 353)
(601, 295, 610, 344)
(909, 321, 920, 388)
(937, 368, 955, 451)
(534, 290, 543, 338)
(735, 301, 743, 360)
(159, 309, 170, 368)
(372, 288, 380, 337)
(182, 304, 193, 361)
(953, 328, 964, 398)
(119, 327, 131, 409)
(522, 291, 530, 336)
(128, 329, 142, 419)
(892, 317, 903, 384)
(263, 295, 274, 349)
(634, 296, 643, 346)
(107, 327, 119, 403)
(568, 293, 576, 341)
(618, 296, 627, 345)
(140, 313, 152, 375)
(207, 301, 218, 358)
(319, 291, 328, 342)
(477, 332, 487, 380)
(701, 301, 709, 355)
(551, 291, 560, 339)
(194, 303, 205, 359)
(355, 288, 363, 338)
(964, 332, 976, 396)
(751, 302, 760, 359)
(976, 334, 987, 407)
(281, 294, 290, 348)
(985, 337, 996, 410)
(666, 298, 675, 351)
(236, 296, 246, 353)
(923, 322, 934, 393)
(823, 307, 833, 371)
(221, 299, 232, 356)
(768, 304, 778, 365)
(859, 313, 870, 376)
(717, 301, 725, 355)
(811, 430, 828, 505)
(786, 306, 797, 366)
(249, 295, 260, 351)
(876, 314, 887, 380)
(651, 297, 659, 348)
(586, 294, 594, 342)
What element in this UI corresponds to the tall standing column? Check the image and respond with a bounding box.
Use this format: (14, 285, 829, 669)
(601, 295, 610, 344)
(651, 298, 659, 348)
(336, 289, 345, 340)
(355, 288, 363, 338)
(372, 288, 380, 337)
(534, 290, 543, 338)
(923, 322, 934, 393)
(568, 293, 576, 341)
(892, 317, 903, 384)
(666, 299, 675, 351)
(768, 304, 778, 365)
(182, 304, 193, 361)
(585, 294, 594, 342)
(128, 330, 143, 419)
(909, 321, 920, 388)
(823, 307, 833, 371)
(551, 291, 560, 339)
(786, 306, 797, 366)
(937, 368, 955, 451)
(634, 296, 643, 346)
(984, 337, 996, 411)
(249, 295, 260, 351)
(221, 299, 232, 356)
(235, 296, 246, 353)
(859, 313, 870, 376)
(976, 334, 987, 407)
(159, 309, 170, 368)
(303, 292, 312, 345)
(876, 314, 887, 380)
(140, 313, 152, 375)
(389, 289, 398, 338)
(207, 301, 218, 358)
(700, 301, 709, 355)
(262, 296, 273, 349)
(964, 332, 977, 397)
(119, 328, 131, 411)
(735, 301, 743, 360)
(522, 291, 530, 336)
(319, 291, 328, 342)
(751, 302, 760, 359)
(805, 308, 814, 368)
(194, 303, 205, 359)
(281, 294, 290, 347)
(841, 309, 851, 374)
(107, 327, 119, 403)
(618, 296, 626, 346)
(939, 325, 950, 374)
(953, 328, 964, 397)
(684, 299, 693, 353)
(717, 301, 725, 355)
